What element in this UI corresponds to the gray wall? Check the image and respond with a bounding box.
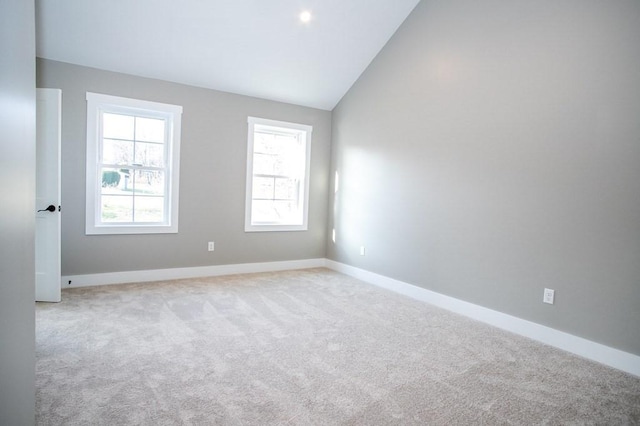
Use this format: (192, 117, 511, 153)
(0, 0, 36, 424)
(37, 59, 332, 276)
(328, 0, 640, 356)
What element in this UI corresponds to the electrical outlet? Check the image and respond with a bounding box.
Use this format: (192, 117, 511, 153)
(543, 288, 555, 304)
(208, 241, 215, 252)
(360, 246, 366, 256)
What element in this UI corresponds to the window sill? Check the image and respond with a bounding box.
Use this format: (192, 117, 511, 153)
(86, 224, 178, 235)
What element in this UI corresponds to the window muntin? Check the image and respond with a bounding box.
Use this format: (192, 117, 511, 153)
(86, 93, 182, 234)
(245, 117, 312, 232)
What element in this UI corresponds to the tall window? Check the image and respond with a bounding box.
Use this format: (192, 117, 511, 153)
(85, 92, 182, 234)
(245, 117, 312, 232)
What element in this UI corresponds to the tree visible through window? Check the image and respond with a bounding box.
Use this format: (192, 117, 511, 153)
(86, 93, 182, 234)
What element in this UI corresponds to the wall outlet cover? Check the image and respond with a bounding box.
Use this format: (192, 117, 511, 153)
(543, 288, 555, 304)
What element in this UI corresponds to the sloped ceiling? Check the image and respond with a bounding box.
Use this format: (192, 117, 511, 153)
(36, 0, 420, 110)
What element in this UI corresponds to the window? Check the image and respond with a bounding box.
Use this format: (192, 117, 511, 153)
(85, 92, 182, 234)
(245, 117, 312, 232)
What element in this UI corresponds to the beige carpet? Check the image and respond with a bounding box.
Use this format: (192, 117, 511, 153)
(36, 268, 640, 425)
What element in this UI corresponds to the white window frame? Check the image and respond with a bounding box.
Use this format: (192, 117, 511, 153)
(245, 116, 312, 232)
(85, 92, 182, 235)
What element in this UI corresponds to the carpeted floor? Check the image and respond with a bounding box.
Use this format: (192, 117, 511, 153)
(36, 268, 640, 425)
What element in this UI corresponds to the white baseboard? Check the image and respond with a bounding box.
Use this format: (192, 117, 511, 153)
(61, 258, 639, 377)
(62, 258, 326, 288)
(324, 260, 640, 378)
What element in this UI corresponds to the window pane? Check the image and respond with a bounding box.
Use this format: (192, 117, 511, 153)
(253, 153, 275, 175)
(135, 117, 165, 143)
(134, 196, 164, 223)
(274, 178, 297, 200)
(274, 133, 298, 150)
(118, 170, 134, 193)
(273, 200, 302, 225)
(251, 200, 301, 225)
(254, 132, 302, 177)
(101, 168, 123, 192)
(103, 113, 134, 140)
(251, 200, 278, 223)
(101, 195, 133, 222)
(254, 132, 276, 154)
(103, 139, 133, 165)
(133, 170, 165, 196)
(101, 168, 141, 195)
(255, 131, 297, 153)
(134, 142, 165, 167)
(273, 155, 293, 176)
(252, 176, 274, 199)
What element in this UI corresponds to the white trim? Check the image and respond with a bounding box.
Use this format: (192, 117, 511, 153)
(85, 92, 182, 235)
(62, 259, 326, 288)
(86, 92, 183, 115)
(60, 258, 640, 377)
(245, 116, 312, 232)
(324, 260, 640, 378)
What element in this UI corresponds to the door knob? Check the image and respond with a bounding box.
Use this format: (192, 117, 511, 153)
(38, 204, 57, 213)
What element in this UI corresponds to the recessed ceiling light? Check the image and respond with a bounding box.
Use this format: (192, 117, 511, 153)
(300, 11, 312, 23)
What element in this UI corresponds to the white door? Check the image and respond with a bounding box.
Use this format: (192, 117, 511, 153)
(35, 88, 62, 302)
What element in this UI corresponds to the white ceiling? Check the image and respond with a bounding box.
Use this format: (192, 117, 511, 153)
(36, 0, 420, 110)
